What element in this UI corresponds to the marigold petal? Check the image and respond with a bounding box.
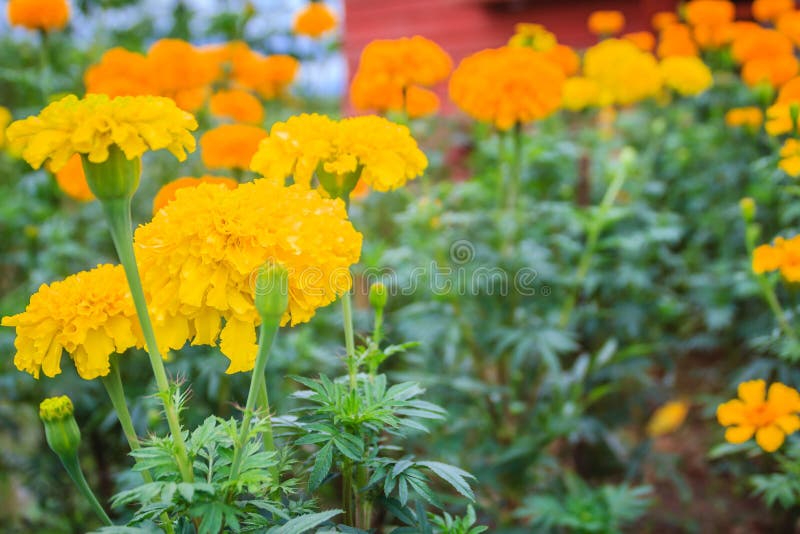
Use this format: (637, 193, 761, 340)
(738, 379, 766, 405)
(756, 425, 785, 452)
(717, 399, 748, 426)
(220, 318, 258, 374)
(775, 414, 800, 434)
(725, 425, 756, 443)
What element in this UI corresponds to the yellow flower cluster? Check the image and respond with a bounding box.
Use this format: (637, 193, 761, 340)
(659, 56, 713, 96)
(350, 36, 452, 117)
(449, 46, 565, 130)
(6, 94, 197, 171)
(583, 39, 662, 106)
(753, 235, 800, 281)
(134, 179, 363, 373)
(250, 113, 427, 193)
(1, 264, 143, 380)
(717, 380, 800, 452)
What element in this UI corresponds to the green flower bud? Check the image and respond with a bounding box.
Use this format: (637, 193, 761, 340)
(82, 145, 141, 200)
(254, 263, 289, 321)
(740, 197, 756, 222)
(39, 396, 81, 459)
(369, 282, 388, 310)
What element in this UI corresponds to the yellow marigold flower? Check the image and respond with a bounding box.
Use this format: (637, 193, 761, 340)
(200, 124, 267, 170)
(7, 0, 69, 31)
(6, 94, 197, 171)
(753, 235, 800, 281)
(293, 2, 337, 38)
(752, 0, 795, 23)
(743, 55, 799, 89)
(660, 56, 713, 96)
(542, 44, 580, 77)
(147, 39, 218, 111)
(779, 138, 800, 177)
(350, 36, 452, 113)
(209, 89, 264, 124)
(153, 175, 238, 214)
(250, 113, 427, 193)
(717, 380, 800, 452)
(623, 31, 656, 52)
(588, 10, 625, 36)
(449, 46, 565, 130)
(725, 106, 763, 129)
(508, 23, 557, 51)
(562, 77, 600, 111)
(1, 264, 143, 380)
(134, 180, 363, 373)
(53, 154, 94, 202)
(685, 0, 734, 27)
(652, 11, 679, 32)
(647, 400, 690, 437)
(765, 103, 798, 135)
(777, 11, 800, 47)
(584, 39, 663, 106)
(84, 48, 158, 98)
(0, 106, 12, 149)
(657, 24, 699, 58)
(405, 85, 440, 118)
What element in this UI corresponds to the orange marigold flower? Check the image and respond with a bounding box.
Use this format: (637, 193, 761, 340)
(7, 0, 69, 31)
(350, 73, 405, 114)
(623, 31, 656, 52)
(753, 235, 800, 281)
(732, 28, 793, 64)
(209, 89, 264, 124)
(587, 10, 625, 36)
(200, 124, 268, 170)
(255, 54, 300, 99)
(405, 85, 440, 118)
(765, 103, 798, 135)
(779, 138, 800, 177)
(652, 11, 679, 32)
(685, 0, 735, 27)
(657, 24, 699, 58)
(153, 175, 238, 214)
(717, 380, 800, 452)
(777, 11, 800, 47)
(207, 42, 298, 99)
(542, 44, 581, 76)
(742, 55, 799, 88)
(777, 77, 800, 103)
(752, 0, 795, 23)
(53, 154, 94, 202)
(147, 39, 218, 110)
(84, 48, 157, 97)
(293, 2, 337, 38)
(647, 400, 690, 437)
(724, 106, 763, 129)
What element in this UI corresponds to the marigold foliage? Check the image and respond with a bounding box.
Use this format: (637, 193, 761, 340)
(6, 94, 197, 171)
(293, 2, 337, 38)
(449, 46, 565, 130)
(7, 0, 69, 31)
(200, 124, 267, 170)
(717, 380, 800, 452)
(1, 264, 143, 380)
(134, 180, 363, 373)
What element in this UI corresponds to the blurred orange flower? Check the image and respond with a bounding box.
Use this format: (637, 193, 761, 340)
(652, 11, 679, 32)
(684, 0, 735, 27)
(752, 0, 795, 23)
(209, 89, 264, 124)
(405, 85, 440, 119)
(587, 10, 625, 36)
(147, 39, 218, 111)
(52, 154, 94, 202)
(742, 55, 799, 88)
(732, 28, 793, 64)
(200, 124, 268, 170)
(543, 44, 581, 75)
(293, 2, 337, 38)
(657, 24, 699, 57)
(84, 48, 157, 97)
(623, 31, 656, 52)
(776, 11, 800, 46)
(7, 0, 69, 31)
(153, 176, 238, 213)
(724, 106, 764, 129)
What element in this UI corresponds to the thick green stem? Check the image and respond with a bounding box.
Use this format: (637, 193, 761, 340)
(342, 292, 358, 389)
(60, 454, 112, 526)
(355, 463, 371, 529)
(38, 30, 50, 102)
(559, 158, 629, 329)
(102, 198, 193, 482)
(229, 318, 280, 482)
(342, 460, 355, 526)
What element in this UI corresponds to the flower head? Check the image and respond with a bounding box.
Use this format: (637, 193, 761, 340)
(587, 10, 625, 36)
(685, 0, 734, 27)
(742, 55, 799, 89)
(53, 154, 94, 202)
(1, 264, 143, 380)
(147, 39, 219, 111)
(659, 56, 713, 96)
(0, 106, 12, 149)
(153, 175, 238, 214)
(562, 77, 601, 111)
(646, 400, 690, 437)
(404, 85, 440, 118)
(200, 124, 267, 170)
(134, 180, 362, 373)
(752, 0, 795, 23)
(765, 103, 799, 135)
(753, 235, 800, 281)
(652, 11, 679, 32)
(725, 106, 763, 129)
(7, 0, 69, 31)
(6, 94, 197, 171)
(777, 11, 800, 47)
(657, 24, 699, 58)
(623, 31, 656, 52)
(717, 380, 800, 452)
(779, 139, 800, 177)
(293, 2, 337, 38)
(39, 395, 74, 422)
(84, 48, 158, 98)
(209, 89, 264, 124)
(449, 46, 565, 130)
(584, 39, 663, 106)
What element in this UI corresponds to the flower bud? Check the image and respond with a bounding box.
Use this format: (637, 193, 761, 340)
(369, 282, 388, 310)
(82, 145, 141, 200)
(740, 197, 756, 222)
(39, 396, 81, 459)
(254, 263, 289, 321)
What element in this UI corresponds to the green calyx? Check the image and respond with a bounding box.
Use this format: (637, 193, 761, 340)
(82, 145, 141, 200)
(254, 263, 289, 322)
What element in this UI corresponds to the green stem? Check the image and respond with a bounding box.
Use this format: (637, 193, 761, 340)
(101, 198, 193, 483)
(342, 291, 358, 389)
(229, 318, 280, 482)
(60, 454, 112, 526)
(342, 460, 355, 526)
(506, 122, 523, 212)
(559, 158, 629, 329)
(355, 463, 371, 528)
(38, 29, 50, 103)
